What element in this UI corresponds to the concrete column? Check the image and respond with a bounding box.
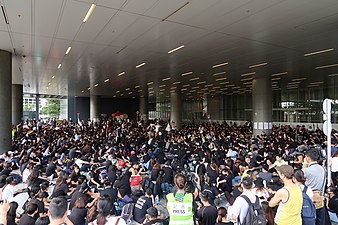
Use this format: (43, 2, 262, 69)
(90, 95, 99, 122)
(35, 95, 40, 120)
(207, 95, 221, 121)
(170, 91, 182, 129)
(12, 84, 23, 125)
(139, 96, 148, 122)
(0, 50, 12, 153)
(252, 75, 272, 136)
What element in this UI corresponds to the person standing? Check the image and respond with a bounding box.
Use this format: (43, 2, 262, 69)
(166, 174, 196, 225)
(303, 149, 326, 225)
(197, 191, 217, 225)
(231, 176, 258, 223)
(269, 165, 303, 225)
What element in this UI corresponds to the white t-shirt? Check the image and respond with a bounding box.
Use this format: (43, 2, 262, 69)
(300, 184, 314, 201)
(92, 216, 126, 225)
(231, 190, 257, 223)
(332, 157, 338, 172)
(22, 168, 31, 183)
(2, 184, 15, 202)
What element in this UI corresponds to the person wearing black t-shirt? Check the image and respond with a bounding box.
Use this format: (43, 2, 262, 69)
(18, 203, 38, 225)
(215, 207, 234, 225)
(133, 188, 154, 224)
(197, 191, 217, 225)
(114, 170, 131, 198)
(143, 207, 166, 225)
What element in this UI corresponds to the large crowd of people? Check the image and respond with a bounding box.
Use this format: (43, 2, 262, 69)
(0, 117, 338, 225)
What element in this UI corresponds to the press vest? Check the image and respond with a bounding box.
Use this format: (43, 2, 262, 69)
(166, 192, 194, 225)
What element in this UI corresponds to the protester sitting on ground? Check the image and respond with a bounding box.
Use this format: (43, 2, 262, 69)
(133, 188, 154, 224)
(92, 196, 126, 225)
(142, 207, 166, 225)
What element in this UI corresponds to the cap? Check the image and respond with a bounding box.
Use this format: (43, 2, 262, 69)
(276, 165, 294, 178)
(147, 207, 158, 217)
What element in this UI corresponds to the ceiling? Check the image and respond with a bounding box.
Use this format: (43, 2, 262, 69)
(1, 0, 338, 101)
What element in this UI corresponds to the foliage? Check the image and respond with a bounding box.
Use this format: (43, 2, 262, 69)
(23, 103, 35, 112)
(41, 99, 60, 118)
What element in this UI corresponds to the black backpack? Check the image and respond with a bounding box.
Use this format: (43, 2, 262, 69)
(239, 195, 267, 225)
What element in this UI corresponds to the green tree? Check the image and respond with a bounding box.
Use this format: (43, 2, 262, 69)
(23, 103, 35, 111)
(41, 99, 60, 118)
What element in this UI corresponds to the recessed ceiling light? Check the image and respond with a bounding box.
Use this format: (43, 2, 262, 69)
(135, 85, 140, 88)
(212, 62, 228, 68)
(243, 82, 252, 85)
(159, 85, 166, 88)
(162, 77, 171, 81)
(147, 82, 153, 85)
(181, 88, 187, 91)
(291, 78, 307, 81)
(271, 77, 281, 81)
(126, 88, 130, 91)
(168, 45, 185, 54)
(113, 95, 116, 98)
(94, 84, 98, 87)
(307, 84, 320, 88)
(220, 82, 229, 85)
(181, 71, 193, 76)
(173, 81, 181, 85)
(148, 87, 154, 90)
(205, 84, 213, 87)
(191, 86, 199, 89)
(249, 62, 268, 68)
(104, 79, 109, 83)
(65, 46, 72, 55)
(182, 84, 190, 87)
(136, 62, 146, 68)
(190, 77, 199, 81)
(241, 72, 256, 77)
(87, 87, 91, 90)
(118, 72, 125, 76)
(46, 87, 49, 89)
(171, 86, 177, 89)
(57, 64, 62, 69)
(120, 94, 124, 96)
(212, 71, 226, 76)
(52, 76, 55, 79)
(288, 81, 301, 85)
(128, 92, 132, 94)
(271, 72, 288, 76)
(116, 90, 120, 93)
(197, 81, 206, 85)
(216, 77, 227, 81)
(304, 48, 334, 57)
(309, 81, 324, 85)
(315, 64, 338, 69)
(83, 4, 96, 23)
(240, 78, 253, 81)
(81, 90, 84, 93)
(48, 83, 51, 85)
(328, 73, 338, 77)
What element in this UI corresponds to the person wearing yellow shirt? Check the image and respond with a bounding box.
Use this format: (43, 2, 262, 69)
(269, 165, 303, 225)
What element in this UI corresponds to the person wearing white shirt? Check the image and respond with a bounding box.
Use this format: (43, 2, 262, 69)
(294, 169, 313, 201)
(330, 151, 338, 186)
(22, 164, 32, 183)
(2, 177, 16, 202)
(231, 176, 258, 224)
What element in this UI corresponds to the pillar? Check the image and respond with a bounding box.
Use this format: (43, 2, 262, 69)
(170, 91, 182, 129)
(0, 50, 12, 153)
(35, 95, 40, 120)
(252, 75, 272, 136)
(12, 84, 23, 125)
(90, 95, 99, 122)
(139, 95, 148, 122)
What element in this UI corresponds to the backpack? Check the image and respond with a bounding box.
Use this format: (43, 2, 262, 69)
(301, 186, 316, 225)
(121, 203, 135, 224)
(142, 176, 154, 191)
(240, 195, 266, 225)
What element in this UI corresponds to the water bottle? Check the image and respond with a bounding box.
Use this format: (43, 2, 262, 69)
(155, 196, 159, 205)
